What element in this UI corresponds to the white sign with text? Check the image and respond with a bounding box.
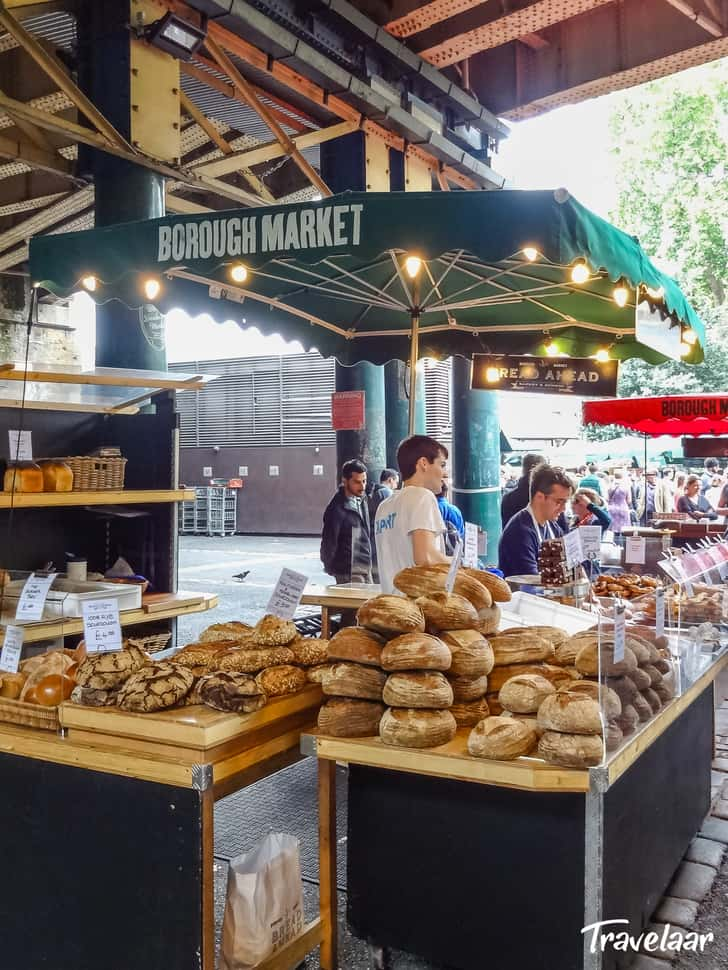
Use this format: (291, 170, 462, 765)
(579, 526, 602, 559)
(612, 605, 626, 664)
(266, 568, 308, 620)
(15, 573, 56, 622)
(563, 529, 584, 569)
(8, 429, 32, 461)
(655, 587, 666, 639)
(0, 625, 24, 673)
(624, 536, 646, 565)
(463, 523, 479, 568)
(82, 598, 123, 653)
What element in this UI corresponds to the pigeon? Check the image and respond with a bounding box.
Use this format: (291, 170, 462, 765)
(232, 571, 250, 582)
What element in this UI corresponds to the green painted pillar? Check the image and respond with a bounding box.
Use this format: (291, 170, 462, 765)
(335, 361, 387, 483)
(384, 361, 408, 468)
(415, 365, 427, 434)
(451, 356, 502, 561)
(78, 0, 167, 371)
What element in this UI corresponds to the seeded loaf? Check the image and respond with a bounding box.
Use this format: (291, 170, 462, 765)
(467, 716, 537, 760)
(357, 595, 426, 636)
(447, 672, 489, 702)
(414, 592, 478, 632)
(383, 671, 453, 709)
(449, 696, 491, 727)
(536, 690, 603, 735)
(255, 664, 307, 697)
(538, 731, 604, 768)
(490, 633, 555, 666)
(286, 637, 329, 667)
(317, 698, 385, 737)
(322, 662, 386, 701)
(327, 627, 385, 666)
(380, 632, 451, 672)
(499, 673, 555, 714)
(252, 614, 298, 647)
(441, 629, 494, 677)
(379, 707, 457, 748)
(217, 646, 295, 673)
(199, 621, 254, 644)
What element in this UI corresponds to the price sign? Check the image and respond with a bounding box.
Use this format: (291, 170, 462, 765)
(0, 625, 23, 673)
(708, 545, 724, 567)
(579, 526, 602, 559)
(612, 604, 626, 663)
(463, 522, 479, 568)
(696, 552, 715, 584)
(445, 539, 463, 594)
(673, 560, 694, 598)
(266, 568, 308, 620)
(82, 598, 123, 653)
(624, 536, 646, 565)
(8, 429, 32, 461)
(15, 573, 56, 622)
(563, 529, 584, 569)
(655, 587, 666, 639)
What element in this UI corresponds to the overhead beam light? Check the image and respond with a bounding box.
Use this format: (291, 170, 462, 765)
(522, 247, 539, 262)
(81, 275, 97, 293)
(485, 366, 500, 383)
(230, 263, 248, 284)
(404, 255, 422, 279)
(680, 342, 692, 358)
(144, 12, 207, 61)
(613, 281, 629, 308)
(570, 260, 590, 284)
(544, 340, 560, 356)
(143, 277, 161, 301)
(594, 349, 610, 363)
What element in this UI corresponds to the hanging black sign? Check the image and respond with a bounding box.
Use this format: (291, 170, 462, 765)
(471, 355, 618, 396)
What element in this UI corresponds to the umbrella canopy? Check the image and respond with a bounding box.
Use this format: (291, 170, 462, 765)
(583, 396, 728, 437)
(30, 189, 704, 367)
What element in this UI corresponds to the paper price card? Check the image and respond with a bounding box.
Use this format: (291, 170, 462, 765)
(696, 553, 715, 584)
(655, 587, 666, 639)
(624, 536, 646, 565)
(0, 625, 23, 673)
(463, 523, 479, 568)
(15, 572, 56, 622)
(82, 598, 122, 654)
(673, 560, 694, 598)
(266, 568, 308, 620)
(8, 429, 32, 461)
(563, 529, 583, 569)
(445, 540, 463, 594)
(613, 604, 626, 663)
(579, 526, 602, 559)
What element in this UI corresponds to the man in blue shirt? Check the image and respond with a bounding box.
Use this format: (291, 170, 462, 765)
(437, 483, 465, 555)
(498, 465, 574, 577)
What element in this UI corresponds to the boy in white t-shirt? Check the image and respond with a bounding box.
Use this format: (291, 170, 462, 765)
(374, 434, 449, 593)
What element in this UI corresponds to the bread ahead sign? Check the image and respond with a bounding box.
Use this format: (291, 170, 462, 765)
(472, 354, 618, 397)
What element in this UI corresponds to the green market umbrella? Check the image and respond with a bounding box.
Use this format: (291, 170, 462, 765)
(30, 188, 705, 433)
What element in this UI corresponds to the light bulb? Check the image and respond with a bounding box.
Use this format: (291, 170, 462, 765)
(545, 340, 560, 356)
(404, 255, 422, 279)
(230, 263, 248, 284)
(81, 275, 97, 292)
(680, 342, 692, 358)
(485, 366, 500, 383)
(522, 247, 539, 262)
(570, 261, 590, 284)
(683, 328, 697, 346)
(613, 284, 629, 308)
(143, 277, 161, 300)
(594, 349, 610, 363)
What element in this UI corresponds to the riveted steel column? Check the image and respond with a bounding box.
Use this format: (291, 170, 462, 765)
(451, 356, 502, 556)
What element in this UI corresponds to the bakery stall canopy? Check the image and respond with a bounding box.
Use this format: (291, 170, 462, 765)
(583, 395, 728, 438)
(29, 189, 705, 428)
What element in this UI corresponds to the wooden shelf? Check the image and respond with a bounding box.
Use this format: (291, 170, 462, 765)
(1, 591, 218, 644)
(0, 488, 195, 508)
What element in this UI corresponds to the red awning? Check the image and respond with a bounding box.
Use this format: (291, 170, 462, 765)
(582, 395, 728, 437)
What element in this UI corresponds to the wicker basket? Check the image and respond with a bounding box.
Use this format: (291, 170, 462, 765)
(0, 696, 60, 731)
(127, 631, 172, 654)
(61, 455, 127, 491)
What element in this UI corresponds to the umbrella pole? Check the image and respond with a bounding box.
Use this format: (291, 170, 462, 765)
(408, 308, 420, 436)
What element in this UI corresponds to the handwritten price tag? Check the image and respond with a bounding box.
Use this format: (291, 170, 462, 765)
(624, 536, 646, 565)
(82, 598, 122, 653)
(8, 429, 32, 461)
(0, 625, 23, 673)
(612, 604, 626, 663)
(655, 587, 666, 639)
(463, 522, 479, 568)
(563, 529, 584, 569)
(445, 539, 463, 594)
(579, 526, 602, 558)
(266, 568, 308, 620)
(15, 573, 56, 622)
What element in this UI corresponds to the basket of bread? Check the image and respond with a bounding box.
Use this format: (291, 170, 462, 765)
(0, 644, 83, 730)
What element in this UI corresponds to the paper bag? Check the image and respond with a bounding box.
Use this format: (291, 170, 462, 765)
(220, 832, 304, 970)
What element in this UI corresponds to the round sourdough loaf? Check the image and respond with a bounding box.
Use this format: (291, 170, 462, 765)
(487, 662, 579, 694)
(499, 625, 568, 648)
(575, 640, 638, 678)
(654, 657, 671, 675)
(616, 703, 639, 734)
(414, 592, 478, 632)
(196, 671, 266, 713)
(393, 565, 492, 610)
(605, 720, 623, 752)
(641, 686, 661, 714)
(116, 662, 194, 712)
(553, 637, 582, 668)
(631, 692, 653, 723)
(641, 663, 662, 687)
(608, 675, 638, 708)
(323, 663, 386, 701)
(653, 679, 673, 703)
(458, 566, 512, 603)
(450, 696, 490, 727)
(476, 604, 501, 637)
(499, 673, 555, 714)
(538, 731, 603, 768)
(317, 698, 385, 737)
(357, 595, 426, 636)
(379, 707, 457, 748)
(383, 671, 453, 709)
(441, 629, 494, 677)
(536, 690, 602, 735)
(447, 672, 489, 702)
(630, 666, 652, 691)
(467, 716, 537, 760)
(199, 621, 254, 644)
(490, 633, 555, 666)
(559, 680, 621, 720)
(327, 627, 385, 666)
(380, 632, 451, 672)
(502, 711, 545, 737)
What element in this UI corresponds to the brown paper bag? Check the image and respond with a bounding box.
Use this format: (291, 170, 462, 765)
(220, 832, 304, 970)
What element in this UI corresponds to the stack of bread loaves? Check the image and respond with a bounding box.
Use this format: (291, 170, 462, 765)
(536, 680, 620, 768)
(318, 624, 389, 737)
(485, 626, 580, 715)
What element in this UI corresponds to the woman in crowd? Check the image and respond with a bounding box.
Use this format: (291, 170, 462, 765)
(677, 475, 713, 521)
(571, 488, 612, 534)
(606, 469, 632, 539)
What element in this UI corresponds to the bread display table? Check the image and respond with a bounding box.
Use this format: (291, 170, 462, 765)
(303, 653, 727, 970)
(0, 687, 325, 970)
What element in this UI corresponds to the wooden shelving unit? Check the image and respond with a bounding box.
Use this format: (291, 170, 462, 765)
(0, 488, 195, 509)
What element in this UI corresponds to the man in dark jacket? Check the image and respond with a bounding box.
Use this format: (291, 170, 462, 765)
(500, 453, 544, 528)
(320, 459, 373, 583)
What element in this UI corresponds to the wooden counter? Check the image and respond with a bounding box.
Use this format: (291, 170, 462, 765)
(301, 583, 378, 636)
